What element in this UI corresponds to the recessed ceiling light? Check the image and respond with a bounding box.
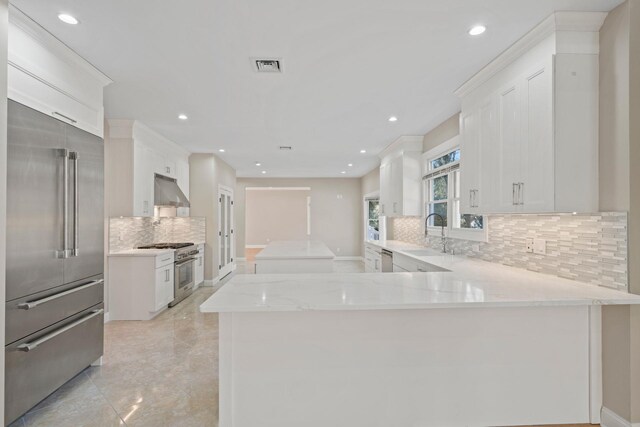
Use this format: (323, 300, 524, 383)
(218, 149, 225, 153)
(255, 162, 261, 166)
(178, 114, 188, 120)
(58, 13, 79, 25)
(340, 171, 346, 174)
(348, 163, 353, 167)
(360, 149, 366, 154)
(469, 25, 486, 36)
(388, 116, 398, 122)
(261, 170, 267, 174)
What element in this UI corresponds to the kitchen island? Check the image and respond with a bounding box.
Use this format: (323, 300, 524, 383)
(254, 240, 335, 273)
(201, 251, 640, 427)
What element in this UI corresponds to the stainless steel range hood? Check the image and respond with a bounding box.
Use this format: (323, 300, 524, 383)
(154, 174, 190, 207)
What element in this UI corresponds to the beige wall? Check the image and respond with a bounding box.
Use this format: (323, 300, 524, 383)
(236, 178, 362, 258)
(599, 0, 640, 422)
(422, 113, 459, 152)
(0, 0, 8, 419)
(245, 189, 310, 245)
(189, 154, 236, 280)
(360, 167, 380, 196)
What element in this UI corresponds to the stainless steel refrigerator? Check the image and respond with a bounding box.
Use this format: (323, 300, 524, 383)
(4, 100, 105, 425)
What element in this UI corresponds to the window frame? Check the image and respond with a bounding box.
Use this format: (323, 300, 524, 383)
(423, 137, 488, 243)
(363, 191, 382, 242)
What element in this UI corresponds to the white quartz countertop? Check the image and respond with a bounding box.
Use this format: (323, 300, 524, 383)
(201, 240, 640, 312)
(255, 240, 335, 260)
(108, 248, 175, 257)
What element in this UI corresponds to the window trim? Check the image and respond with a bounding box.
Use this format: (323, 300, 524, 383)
(423, 137, 488, 243)
(363, 191, 382, 242)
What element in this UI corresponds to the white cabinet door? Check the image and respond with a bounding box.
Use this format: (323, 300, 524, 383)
(389, 155, 404, 216)
(154, 265, 174, 311)
(379, 162, 391, 216)
(520, 63, 554, 212)
(133, 144, 155, 216)
(460, 110, 480, 214)
(496, 82, 521, 212)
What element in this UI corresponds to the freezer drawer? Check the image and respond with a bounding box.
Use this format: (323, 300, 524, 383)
(4, 303, 104, 425)
(5, 275, 103, 345)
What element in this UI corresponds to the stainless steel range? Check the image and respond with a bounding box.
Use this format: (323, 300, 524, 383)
(138, 243, 199, 306)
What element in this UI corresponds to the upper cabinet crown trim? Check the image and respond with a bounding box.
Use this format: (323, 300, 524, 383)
(9, 6, 112, 86)
(378, 135, 423, 160)
(454, 11, 607, 98)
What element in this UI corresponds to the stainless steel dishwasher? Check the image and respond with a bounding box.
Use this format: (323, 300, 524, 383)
(381, 249, 393, 272)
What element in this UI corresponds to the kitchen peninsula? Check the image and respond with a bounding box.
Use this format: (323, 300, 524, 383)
(254, 240, 335, 273)
(201, 249, 640, 427)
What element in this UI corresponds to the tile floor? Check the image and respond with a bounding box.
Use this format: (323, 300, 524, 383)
(9, 260, 599, 427)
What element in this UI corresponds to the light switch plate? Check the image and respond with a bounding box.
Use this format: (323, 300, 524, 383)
(525, 238, 534, 253)
(533, 239, 547, 255)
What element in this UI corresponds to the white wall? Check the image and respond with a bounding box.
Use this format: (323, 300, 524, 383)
(245, 189, 310, 246)
(189, 154, 236, 281)
(236, 178, 362, 258)
(0, 0, 7, 420)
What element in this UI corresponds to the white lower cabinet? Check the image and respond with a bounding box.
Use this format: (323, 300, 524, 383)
(364, 244, 382, 273)
(195, 244, 205, 286)
(392, 252, 443, 273)
(108, 252, 175, 320)
(155, 263, 174, 311)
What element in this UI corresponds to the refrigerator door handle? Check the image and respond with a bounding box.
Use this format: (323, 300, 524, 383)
(16, 309, 104, 352)
(70, 151, 79, 257)
(55, 149, 70, 259)
(17, 279, 104, 310)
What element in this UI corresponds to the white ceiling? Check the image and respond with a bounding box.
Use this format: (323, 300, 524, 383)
(13, 0, 623, 178)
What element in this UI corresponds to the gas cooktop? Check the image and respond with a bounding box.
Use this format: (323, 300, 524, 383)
(137, 242, 194, 249)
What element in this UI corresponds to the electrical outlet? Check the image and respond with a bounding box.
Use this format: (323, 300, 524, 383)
(525, 238, 534, 253)
(336, 247, 341, 253)
(533, 239, 547, 255)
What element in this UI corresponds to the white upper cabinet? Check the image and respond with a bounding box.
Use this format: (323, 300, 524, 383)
(106, 120, 191, 218)
(379, 137, 423, 217)
(8, 7, 112, 137)
(456, 11, 605, 214)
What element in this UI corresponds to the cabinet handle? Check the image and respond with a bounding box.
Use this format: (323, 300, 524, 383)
(165, 166, 170, 174)
(519, 183, 524, 205)
(469, 190, 473, 208)
(52, 111, 77, 124)
(165, 269, 169, 282)
(512, 183, 518, 205)
(475, 190, 479, 208)
(375, 259, 379, 270)
(393, 202, 397, 213)
(381, 204, 385, 215)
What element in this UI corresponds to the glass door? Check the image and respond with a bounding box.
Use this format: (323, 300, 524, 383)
(218, 186, 234, 278)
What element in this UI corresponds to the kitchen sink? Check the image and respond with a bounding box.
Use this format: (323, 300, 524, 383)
(402, 249, 439, 256)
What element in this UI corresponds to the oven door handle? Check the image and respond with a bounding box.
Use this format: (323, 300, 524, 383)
(175, 257, 196, 266)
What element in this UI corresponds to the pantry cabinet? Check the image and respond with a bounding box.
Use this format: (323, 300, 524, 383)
(456, 11, 604, 214)
(8, 7, 111, 137)
(379, 137, 423, 217)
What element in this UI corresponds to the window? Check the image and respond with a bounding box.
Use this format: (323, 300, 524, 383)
(424, 146, 485, 240)
(365, 198, 380, 240)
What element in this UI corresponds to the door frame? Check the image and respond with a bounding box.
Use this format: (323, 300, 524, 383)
(218, 184, 235, 278)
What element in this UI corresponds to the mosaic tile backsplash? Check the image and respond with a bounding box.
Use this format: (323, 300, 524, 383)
(390, 213, 628, 290)
(109, 217, 206, 253)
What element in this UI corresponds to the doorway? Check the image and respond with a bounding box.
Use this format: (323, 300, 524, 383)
(218, 185, 234, 278)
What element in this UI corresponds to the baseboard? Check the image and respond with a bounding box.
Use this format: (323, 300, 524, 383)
(601, 407, 640, 427)
(103, 312, 111, 323)
(203, 277, 219, 287)
(335, 256, 364, 261)
(246, 245, 267, 249)
(236, 257, 247, 262)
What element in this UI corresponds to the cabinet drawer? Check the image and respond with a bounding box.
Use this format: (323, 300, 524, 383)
(5, 303, 103, 425)
(155, 253, 174, 268)
(5, 276, 103, 345)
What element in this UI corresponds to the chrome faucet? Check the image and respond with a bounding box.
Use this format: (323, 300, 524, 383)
(425, 213, 447, 253)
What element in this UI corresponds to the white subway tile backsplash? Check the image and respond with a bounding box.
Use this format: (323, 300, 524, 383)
(109, 216, 206, 252)
(390, 212, 628, 290)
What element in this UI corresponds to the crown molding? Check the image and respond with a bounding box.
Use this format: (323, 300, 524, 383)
(455, 11, 607, 98)
(379, 135, 423, 160)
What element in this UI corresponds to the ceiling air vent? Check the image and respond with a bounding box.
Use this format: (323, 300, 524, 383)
(255, 59, 282, 73)
(279, 146, 292, 150)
